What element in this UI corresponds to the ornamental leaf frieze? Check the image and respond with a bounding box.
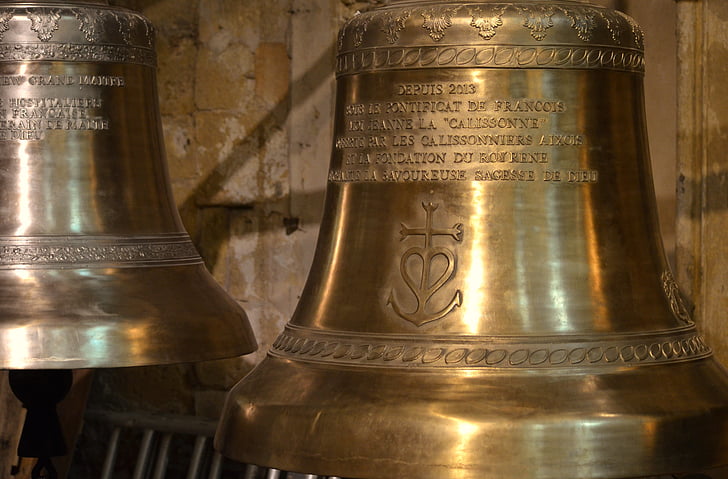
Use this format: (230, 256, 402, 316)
(515, 5, 555, 41)
(380, 10, 411, 44)
(73, 8, 107, 43)
(27, 8, 62, 42)
(351, 13, 373, 47)
(0, 11, 13, 41)
(420, 6, 457, 42)
(341, 3, 641, 50)
(112, 11, 151, 47)
(469, 5, 506, 40)
(558, 5, 598, 42)
(602, 8, 623, 42)
(619, 10, 644, 49)
(662, 271, 693, 325)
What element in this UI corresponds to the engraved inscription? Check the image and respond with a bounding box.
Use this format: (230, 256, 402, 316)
(331, 74, 599, 185)
(0, 96, 110, 140)
(0, 74, 124, 141)
(388, 202, 463, 326)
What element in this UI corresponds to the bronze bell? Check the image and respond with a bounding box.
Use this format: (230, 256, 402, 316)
(0, 0, 256, 369)
(216, 1, 728, 478)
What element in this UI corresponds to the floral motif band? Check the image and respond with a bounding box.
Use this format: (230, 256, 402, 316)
(337, 2, 645, 75)
(0, 234, 202, 268)
(0, 5, 155, 66)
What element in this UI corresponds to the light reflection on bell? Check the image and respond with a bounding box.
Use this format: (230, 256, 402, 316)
(0, 0, 256, 369)
(216, 1, 728, 478)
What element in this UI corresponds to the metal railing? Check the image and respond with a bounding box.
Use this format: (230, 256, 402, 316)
(78, 410, 342, 479)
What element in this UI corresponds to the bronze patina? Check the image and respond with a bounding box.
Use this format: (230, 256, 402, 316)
(0, 0, 256, 368)
(217, 1, 728, 478)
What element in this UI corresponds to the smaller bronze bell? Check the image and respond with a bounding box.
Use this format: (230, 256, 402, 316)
(0, 0, 256, 369)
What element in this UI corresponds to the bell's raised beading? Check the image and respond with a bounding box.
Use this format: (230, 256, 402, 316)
(216, 2, 728, 479)
(0, 0, 256, 369)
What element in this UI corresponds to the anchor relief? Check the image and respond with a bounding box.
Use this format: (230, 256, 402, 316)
(388, 202, 463, 326)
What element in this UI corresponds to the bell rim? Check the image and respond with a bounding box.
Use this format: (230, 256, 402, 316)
(216, 355, 728, 479)
(0, 262, 257, 369)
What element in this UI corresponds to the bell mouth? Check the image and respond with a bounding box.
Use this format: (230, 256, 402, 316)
(0, 261, 256, 369)
(216, 354, 728, 479)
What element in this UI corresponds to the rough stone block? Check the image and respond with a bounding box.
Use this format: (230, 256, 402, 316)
(197, 207, 232, 285)
(256, 42, 290, 106)
(192, 109, 290, 206)
(131, 0, 199, 41)
(194, 110, 261, 205)
(195, 43, 255, 111)
(199, 0, 261, 51)
(163, 114, 197, 180)
(157, 36, 197, 116)
(259, 0, 292, 43)
(224, 210, 302, 365)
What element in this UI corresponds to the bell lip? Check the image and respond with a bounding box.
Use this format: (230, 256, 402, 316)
(0, 263, 258, 370)
(0, 345, 258, 370)
(215, 355, 728, 479)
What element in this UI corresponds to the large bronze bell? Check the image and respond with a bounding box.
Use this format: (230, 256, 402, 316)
(0, 0, 256, 369)
(216, 1, 728, 478)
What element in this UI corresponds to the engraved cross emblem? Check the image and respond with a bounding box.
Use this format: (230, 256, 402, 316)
(388, 202, 463, 326)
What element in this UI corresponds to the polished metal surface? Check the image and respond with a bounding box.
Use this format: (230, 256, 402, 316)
(217, 1, 728, 478)
(0, 1, 255, 368)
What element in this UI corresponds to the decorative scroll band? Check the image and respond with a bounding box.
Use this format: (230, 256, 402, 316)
(336, 44, 645, 76)
(270, 326, 711, 369)
(0, 6, 154, 65)
(0, 43, 155, 67)
(0, 234, 202, 268)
